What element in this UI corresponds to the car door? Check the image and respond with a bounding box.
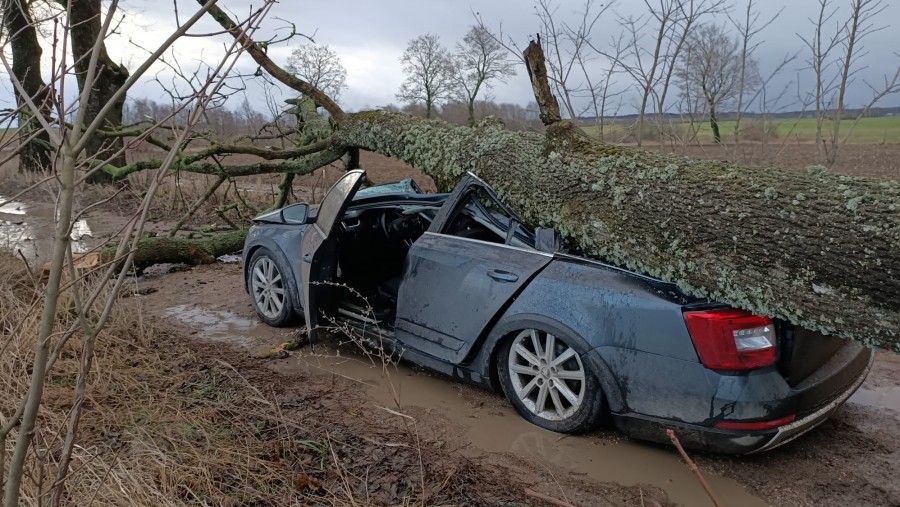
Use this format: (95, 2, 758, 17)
(301, 169, 366, 340)
(394, 176, 553, 363)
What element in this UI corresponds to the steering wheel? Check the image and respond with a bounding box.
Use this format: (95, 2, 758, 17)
(380, 209, 424, 247)
(379, 209, 395, 240)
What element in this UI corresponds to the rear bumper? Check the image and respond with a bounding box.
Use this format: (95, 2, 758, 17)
(749, 350, 873, 453)
(612, 346, 874, 454)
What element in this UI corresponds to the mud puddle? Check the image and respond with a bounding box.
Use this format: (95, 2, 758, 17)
(277, 351, 766, 507)
(849, 385, 900, 413)
(0, 195, 94, 258)
(162, 302, 766, 507)
(164, 304, 260, 348)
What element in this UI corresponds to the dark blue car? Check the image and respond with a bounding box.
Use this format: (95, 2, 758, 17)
(242, 169, 873, 454)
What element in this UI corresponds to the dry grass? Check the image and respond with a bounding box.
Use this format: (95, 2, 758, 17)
(0, 148, 328, 232)
(0, 253, 291, 505)
(0, 254, 523, 506)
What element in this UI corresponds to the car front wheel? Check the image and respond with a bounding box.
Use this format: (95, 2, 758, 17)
(498, 328, 604, 434)
(248, 249, 294, 327)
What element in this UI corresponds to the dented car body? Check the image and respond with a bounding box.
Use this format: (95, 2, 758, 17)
(242, 170, 873, 454)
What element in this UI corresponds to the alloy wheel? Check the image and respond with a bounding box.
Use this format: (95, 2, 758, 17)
(251, 256, 285, 319)
(507, 328, 586, 421)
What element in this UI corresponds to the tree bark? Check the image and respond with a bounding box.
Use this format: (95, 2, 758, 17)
(102, 229, 247, 272)
(523, 39, 561, 126)
(334, 111, 900, 351)
(3, 0, 53, 173)
(709, 101, 721, 144)
(66, 0, 129, 183)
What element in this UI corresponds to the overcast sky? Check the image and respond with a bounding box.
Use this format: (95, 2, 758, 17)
(5, 0, 900, 116)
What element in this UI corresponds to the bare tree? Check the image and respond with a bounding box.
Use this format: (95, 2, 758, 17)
(54, 0, 131, 182)
(727, 0, 782, 144)
(286, 43, 348, 101)
(452, 25, 516, 126)
(827, 0, 898, 164)
(799, 0, 844, 162)
(397, 34, 455, 119)
(654, 0, 727, 146)
(800, 0, 900, 165)
(614, 0, 724, 146)
(617, 4, 676, 145)
(2, 0, 53, 173)
(472, 1, 621, 127)
(573, 38, 626, 140)
(532, 0, 613, 120)
(0, 1, 266, 503)
(676, 24, 760, 144)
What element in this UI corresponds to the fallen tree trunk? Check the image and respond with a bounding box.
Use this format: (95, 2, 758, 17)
(102, 229, 247, 272)
(335, 111, 900, 351)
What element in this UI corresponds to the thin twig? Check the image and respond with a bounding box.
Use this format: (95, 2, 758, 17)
(524, 487, 580, 507)
(666, 429, 723, 507)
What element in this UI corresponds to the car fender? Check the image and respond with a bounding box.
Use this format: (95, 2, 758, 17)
(244, 236, 303, 313)
(474, 313, 626, 413)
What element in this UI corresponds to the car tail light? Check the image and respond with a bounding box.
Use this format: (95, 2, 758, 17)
(684, 309, 777, 370)
(715, 414, 795, 431)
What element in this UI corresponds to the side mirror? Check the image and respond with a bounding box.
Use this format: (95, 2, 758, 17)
(280, 203, 310, 224)
(535, 227, 562, 253)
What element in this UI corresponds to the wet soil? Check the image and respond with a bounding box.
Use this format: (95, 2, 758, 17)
(133, 262, 900, 507)
(0, 192, 176, 263)
(3, 145, 899, 505)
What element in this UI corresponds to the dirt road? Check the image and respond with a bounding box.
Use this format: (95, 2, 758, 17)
(133, 262, 900, 507)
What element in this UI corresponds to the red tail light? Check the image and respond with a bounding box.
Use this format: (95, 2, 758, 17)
(684, 309, 777, 370)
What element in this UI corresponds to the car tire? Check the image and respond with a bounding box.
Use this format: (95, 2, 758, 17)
(498, 327, 605, 434)
(247, 248, 295, 327)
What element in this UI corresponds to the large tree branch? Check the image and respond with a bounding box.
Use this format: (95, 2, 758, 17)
(101, 229, 248, 271)
(179, 137, 334, 164)
(199, 1, 346, 123)
(335, 111, 900, 351)
(98, 143, 344, 179)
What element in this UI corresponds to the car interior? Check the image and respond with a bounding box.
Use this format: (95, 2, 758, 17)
(328, 186, 537, 330)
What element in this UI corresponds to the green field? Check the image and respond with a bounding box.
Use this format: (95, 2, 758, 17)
(580, 115, 900, 144)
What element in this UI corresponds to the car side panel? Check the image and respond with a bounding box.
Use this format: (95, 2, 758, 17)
(466, 258, 705, 413)
(594, 347, 726, 421)
(488, 259, 700, 358)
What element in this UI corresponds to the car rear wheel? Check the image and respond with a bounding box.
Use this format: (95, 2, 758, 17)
(248, 249, 294, 327)
(498, 328, 604, 434)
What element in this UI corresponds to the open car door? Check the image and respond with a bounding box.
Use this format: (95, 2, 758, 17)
(301, 169, 366, 341)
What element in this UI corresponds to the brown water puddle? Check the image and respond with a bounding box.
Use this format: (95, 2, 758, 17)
(162, 303, 767, 507)
(164, 304, 259, 348)
(0, 195, 94, 258)
(849, 386, 900, 413)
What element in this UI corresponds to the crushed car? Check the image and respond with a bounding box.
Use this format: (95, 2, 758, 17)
(242, 169, 873, 454)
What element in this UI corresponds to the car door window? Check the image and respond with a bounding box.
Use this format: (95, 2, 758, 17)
(316, 174, 363, 236)
(442, 186, 535, 248)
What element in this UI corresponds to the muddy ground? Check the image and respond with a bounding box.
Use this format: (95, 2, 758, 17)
(121, 261, 899, 507)
(2, 145, 899, 506)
